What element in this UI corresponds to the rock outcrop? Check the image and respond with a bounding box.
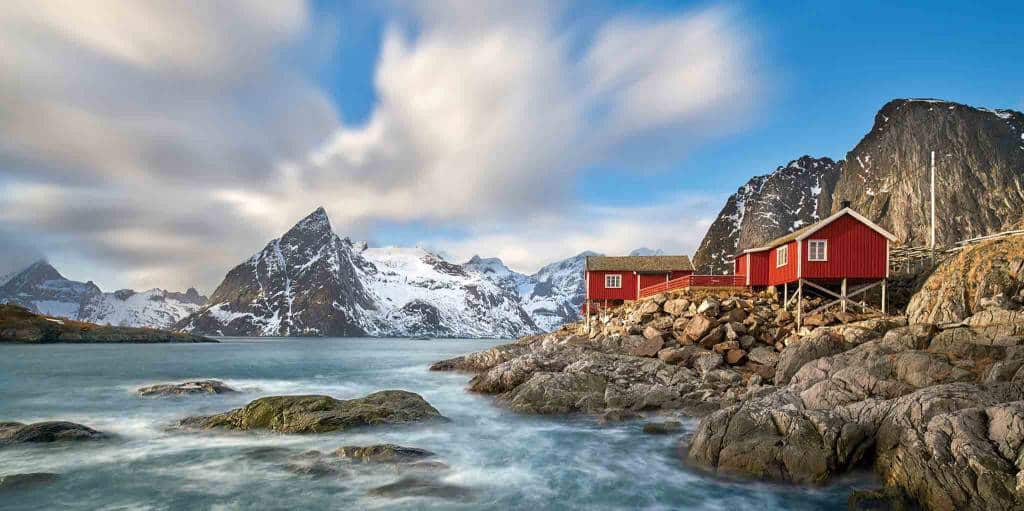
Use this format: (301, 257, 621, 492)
(136, 380, 237, 396)
(907, 234, 1024, 324)
(179, 390, 445, 433)
(685, 307, 1024, 510)
(0, 304, 215, 343)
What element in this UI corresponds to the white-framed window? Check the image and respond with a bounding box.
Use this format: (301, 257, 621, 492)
(604, 274, 622, 289)
(808, 239, 828, 261)
(776, 245, 789, 267)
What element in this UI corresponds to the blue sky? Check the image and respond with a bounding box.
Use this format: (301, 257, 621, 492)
(316, 0, 1024, 207)
(0, 1, 1021, 291)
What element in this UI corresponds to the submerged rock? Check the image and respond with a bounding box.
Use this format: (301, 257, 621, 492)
(137, 379, 237, 396)
(368, 475, 473, 500)
(179, 390, 445, 433)
(642, 421, 683, 435)
(0, 421, 107, 445)
(0, 473, 59, 492)
(335, 444, 435, 464)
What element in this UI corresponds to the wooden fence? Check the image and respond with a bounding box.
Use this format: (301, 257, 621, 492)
(638, 274, 745, 299)
(889, 229, 1024, 276)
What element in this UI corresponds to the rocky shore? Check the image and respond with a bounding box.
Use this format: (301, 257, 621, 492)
(0, 304, 216, 343)
(432, 235, 1024, 510)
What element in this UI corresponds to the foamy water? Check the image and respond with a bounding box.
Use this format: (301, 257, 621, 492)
(0, 338, 870, 510)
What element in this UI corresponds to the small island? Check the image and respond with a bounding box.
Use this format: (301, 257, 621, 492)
(0, 304, 217, 344)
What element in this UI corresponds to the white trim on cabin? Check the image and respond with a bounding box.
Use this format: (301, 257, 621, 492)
(776, 245, 789, 267)
(797, 242, 802, 277)
(605, 274, 622, 289)
(807, 239, 828, 261)
(795, 208, 898, 242)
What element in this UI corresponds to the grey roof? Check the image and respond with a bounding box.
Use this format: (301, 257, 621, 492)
(585, 255, 694, 273)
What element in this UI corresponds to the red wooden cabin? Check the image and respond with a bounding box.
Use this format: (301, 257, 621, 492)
(734, 206, 898, 322)
(584, 255, 694, 311)
(735, 207, 896, 288)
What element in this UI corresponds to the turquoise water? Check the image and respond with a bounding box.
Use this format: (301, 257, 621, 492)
(0, 338, 870, 510)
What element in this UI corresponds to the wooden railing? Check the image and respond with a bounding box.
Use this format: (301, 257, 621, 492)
(638, 274, 745, 298)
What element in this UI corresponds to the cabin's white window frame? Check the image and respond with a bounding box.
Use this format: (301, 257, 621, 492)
(808, 239, 828, 261)
(604, 274, 622, 289)
(776, 245, 789, 267)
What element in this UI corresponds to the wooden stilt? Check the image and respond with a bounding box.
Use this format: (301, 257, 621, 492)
(783, 284, 789, 307)
(841, 278, 848, 313)
(796, 280, 803, 328)
(881, 279, 887, 315)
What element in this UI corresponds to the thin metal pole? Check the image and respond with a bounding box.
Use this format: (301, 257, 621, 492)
(930, 150, 936, 250)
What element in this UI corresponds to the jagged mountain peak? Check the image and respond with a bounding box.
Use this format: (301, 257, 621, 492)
(284, 206, 333, 239)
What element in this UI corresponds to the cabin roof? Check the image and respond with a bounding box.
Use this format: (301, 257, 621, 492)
(742, 208, 899, 254)
(585, 255, 694, 272)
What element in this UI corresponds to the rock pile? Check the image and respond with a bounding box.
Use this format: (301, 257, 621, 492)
(431, 288, 881, 417)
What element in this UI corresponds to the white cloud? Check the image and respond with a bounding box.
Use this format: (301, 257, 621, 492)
(0, 1, 759, 291)
(432, 193, 725, 273)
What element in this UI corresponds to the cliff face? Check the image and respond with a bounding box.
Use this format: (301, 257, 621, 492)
(692, 156, 840, 274)
(831, 99, 1024, 246)
(694, 99, 1024, 274)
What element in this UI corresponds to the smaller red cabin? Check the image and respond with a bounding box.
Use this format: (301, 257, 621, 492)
(584, 255, 694, 308)
(737, 207, 897, 288)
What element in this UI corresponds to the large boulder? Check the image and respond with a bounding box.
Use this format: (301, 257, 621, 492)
(0, 421, 107, 445)
(686, 391, 870, 484)
(179, 390, 445, 433)
(774, 333, 847, 384)
(500, 372, 607, 414)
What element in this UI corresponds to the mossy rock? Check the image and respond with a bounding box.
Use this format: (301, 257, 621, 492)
(180, 390, 445, 433)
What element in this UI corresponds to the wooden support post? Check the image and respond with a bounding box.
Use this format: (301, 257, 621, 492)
(783, 284, 789, 308)
(841, 278, 848, 313)
(881, 279, 887, 315)
(796, 280, 803, 328)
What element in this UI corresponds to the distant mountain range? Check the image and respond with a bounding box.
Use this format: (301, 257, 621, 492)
(0, 261, 206, 329)
(172, 208, 604, 338)
(0, 211, 612, 337)
(694, 98, 1024, 274)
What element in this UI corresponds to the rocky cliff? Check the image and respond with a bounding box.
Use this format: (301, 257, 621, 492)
(694, 99, 1024, 273)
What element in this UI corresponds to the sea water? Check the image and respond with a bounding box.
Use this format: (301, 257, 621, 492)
(0, 338, 871, 510)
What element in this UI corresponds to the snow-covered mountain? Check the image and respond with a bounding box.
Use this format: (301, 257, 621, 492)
(463, 251, 596, 332)
(175, 208, 546, 338)
(0, 260, 206, 329)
